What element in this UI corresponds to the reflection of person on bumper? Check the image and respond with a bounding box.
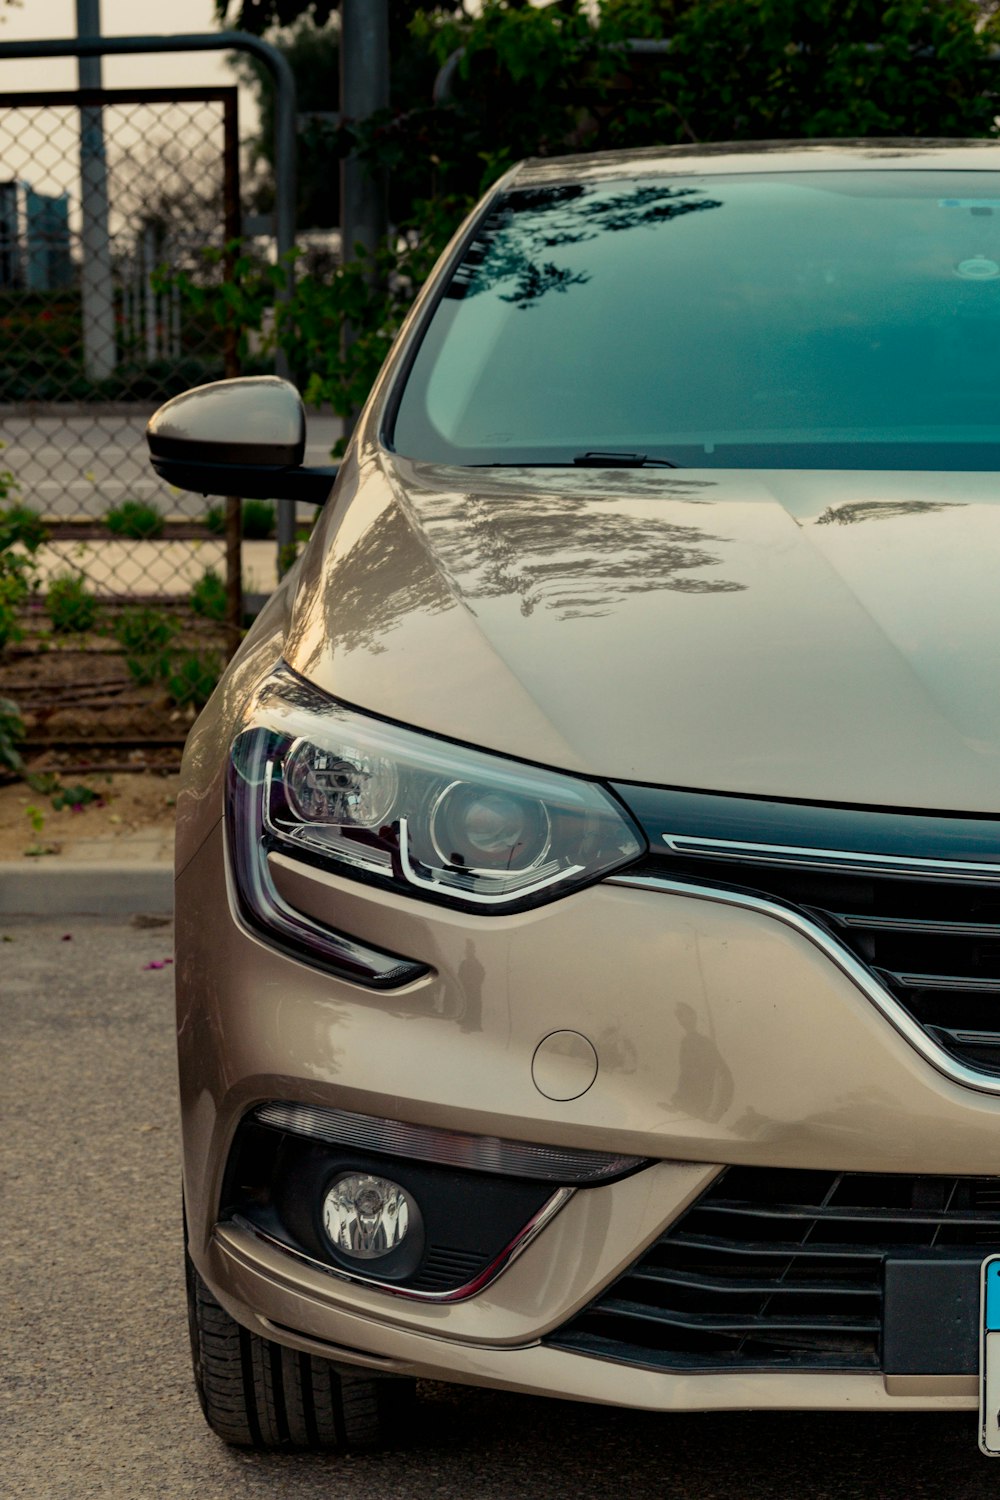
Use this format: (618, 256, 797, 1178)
(458, 939, 485, 1033)
(670, 1001, 734, 1124)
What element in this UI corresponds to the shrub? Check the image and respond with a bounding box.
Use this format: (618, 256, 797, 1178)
(202, 500, 275, 538)
(242, 499, 276, 539)
(50, 782, 103, 811)
(190, 568, 227, 621)
(0, 569, 27, 652)
(114, 606, 177, 655)
(114, 607, 178, 685)
(0, 695, 24, 774)
(165, 649, 222, 709)
(203, 504, 225, 535)
(47, 573, 100, 635)
(105, 499, 164, 539)
(0, 497, 45, 652)
(0, 503, 47, 553)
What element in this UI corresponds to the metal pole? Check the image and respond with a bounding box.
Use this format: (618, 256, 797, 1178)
(222, 90, 243, 654)
(336, 0, 389, 447)
(76, 0, 115, 380)
(340, 0, 389, 263)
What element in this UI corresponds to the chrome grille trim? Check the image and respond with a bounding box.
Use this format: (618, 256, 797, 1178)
(661, 833, 1000, 881)
(606, 870, 1000, 1097)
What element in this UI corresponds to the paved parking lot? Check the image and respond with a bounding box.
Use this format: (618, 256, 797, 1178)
(3, 914, 998, 1499)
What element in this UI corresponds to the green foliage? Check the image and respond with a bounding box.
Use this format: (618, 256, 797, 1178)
(105, 499, 164, 540)
(165, 649, 223, 709)
(47, 574, 100, 635)
(0, 568, 27, 653)
(190, 568, 228, 621)
(203, 504, 226, 536)
(24, 770, 109, 810)
(0, 449, 32, 757)
(0, 695, 23, 775)
(181, 1, 1000, 431)
(114, 606, 177, 656)
(0, 456, 43, 655)
(114, 607, 179, 685)
(0, 503, 47, 554)
(50, 782, 103, 812)
(242, 500, 276, 539)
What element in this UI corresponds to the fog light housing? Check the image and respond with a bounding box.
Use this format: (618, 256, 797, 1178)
(323, 1173, 419, 1261)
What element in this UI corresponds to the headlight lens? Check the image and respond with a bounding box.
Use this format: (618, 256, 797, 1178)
(229, 664, 643, 919)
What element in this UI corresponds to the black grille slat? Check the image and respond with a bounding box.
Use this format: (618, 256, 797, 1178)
(666, 1231, 885, 1260)
(830, 911, 1000, 938)
(595, 1297, 881, 1336)
(629, 1266, 875, 1297)
(695, 1200, 1000, 1228)
(545, 1167, 1000, 1373)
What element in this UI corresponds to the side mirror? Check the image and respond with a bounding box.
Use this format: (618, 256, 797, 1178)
(145, 376, 338, 504)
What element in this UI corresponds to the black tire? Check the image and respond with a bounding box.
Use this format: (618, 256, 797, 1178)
(185, 1247, 415, 1450)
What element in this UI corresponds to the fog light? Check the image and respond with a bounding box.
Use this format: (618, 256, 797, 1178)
(322, 1173, 416, 1260)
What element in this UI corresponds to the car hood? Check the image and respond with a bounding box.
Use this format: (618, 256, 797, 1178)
(284, 453, 1000, 814)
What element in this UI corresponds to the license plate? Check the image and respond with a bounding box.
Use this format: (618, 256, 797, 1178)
(981, 1257, 1000, 1454)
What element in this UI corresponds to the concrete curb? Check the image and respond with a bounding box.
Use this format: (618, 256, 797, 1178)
(0, 862, 173, 917)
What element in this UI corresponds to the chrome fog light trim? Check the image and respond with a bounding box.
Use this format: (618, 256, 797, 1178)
(254, 1102, 645, 1183)
(226, 1185, 575, 1303)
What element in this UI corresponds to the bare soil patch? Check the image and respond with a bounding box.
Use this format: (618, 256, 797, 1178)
(0, 769, 179, 860)
(2, 599, 229, 749)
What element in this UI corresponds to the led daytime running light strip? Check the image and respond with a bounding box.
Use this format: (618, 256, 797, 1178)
(254, 1102, 645, 1184)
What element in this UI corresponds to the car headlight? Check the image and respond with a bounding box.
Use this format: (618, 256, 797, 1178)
(227, 665, 644, 945)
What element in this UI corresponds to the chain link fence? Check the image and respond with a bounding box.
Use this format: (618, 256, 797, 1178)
(0, 87, 265, 756)
(0, 87, 275, 604)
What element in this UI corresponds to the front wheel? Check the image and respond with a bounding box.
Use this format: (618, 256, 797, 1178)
(185, 1248, 415, 1450)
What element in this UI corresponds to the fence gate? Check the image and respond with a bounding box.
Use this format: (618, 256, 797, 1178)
(0, 84, 260, 756)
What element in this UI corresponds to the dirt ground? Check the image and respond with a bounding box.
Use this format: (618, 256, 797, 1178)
(0, 770, 179, 860)
(1, 601, 229, 747)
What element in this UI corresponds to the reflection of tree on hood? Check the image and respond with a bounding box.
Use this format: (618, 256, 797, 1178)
(422, 480, 745, 619)
(449, 181, 723, 308)
(815, 499, 962, 526)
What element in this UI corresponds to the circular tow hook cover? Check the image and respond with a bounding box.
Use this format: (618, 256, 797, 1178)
(532, 1030, 599, 1101)
(322, 1173, 416, 1260)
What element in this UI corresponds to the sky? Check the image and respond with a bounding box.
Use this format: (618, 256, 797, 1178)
(0, 0, 256, 125)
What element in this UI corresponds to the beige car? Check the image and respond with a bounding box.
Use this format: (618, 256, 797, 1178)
(149, 141, 1000, 1454)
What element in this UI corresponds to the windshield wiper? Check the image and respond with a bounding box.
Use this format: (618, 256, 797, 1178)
(572, 451, 678, 469)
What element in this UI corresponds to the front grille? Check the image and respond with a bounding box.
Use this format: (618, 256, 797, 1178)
(647, 848, 1000, 1075)
(545, 1167, 1000, 1372)
(610, 782, 1000, 1078)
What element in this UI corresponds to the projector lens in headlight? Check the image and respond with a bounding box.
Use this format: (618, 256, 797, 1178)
(430, 782, 551, 872)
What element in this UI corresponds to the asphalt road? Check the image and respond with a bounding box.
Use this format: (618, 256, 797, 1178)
(3, 915, 998, 1499)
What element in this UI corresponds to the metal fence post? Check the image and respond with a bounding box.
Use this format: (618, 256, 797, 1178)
(336, 0, 389, 447)
(75, 0, 115, 380)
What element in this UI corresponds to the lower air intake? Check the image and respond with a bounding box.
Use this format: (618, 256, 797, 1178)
(545, 1166, 1000, 1372)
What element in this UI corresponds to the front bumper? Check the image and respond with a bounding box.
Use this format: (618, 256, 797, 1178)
(176, 820, 1000, 1411)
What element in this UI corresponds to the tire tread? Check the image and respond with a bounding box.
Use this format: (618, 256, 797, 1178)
(185, 1249, 413, 1451)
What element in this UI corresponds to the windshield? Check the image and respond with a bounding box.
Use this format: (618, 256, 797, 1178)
(390, 170, 1000, 470)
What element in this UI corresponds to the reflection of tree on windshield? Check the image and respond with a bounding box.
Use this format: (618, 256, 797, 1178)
(449, 180, 723, 309)
(815, 499, 964, 525)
